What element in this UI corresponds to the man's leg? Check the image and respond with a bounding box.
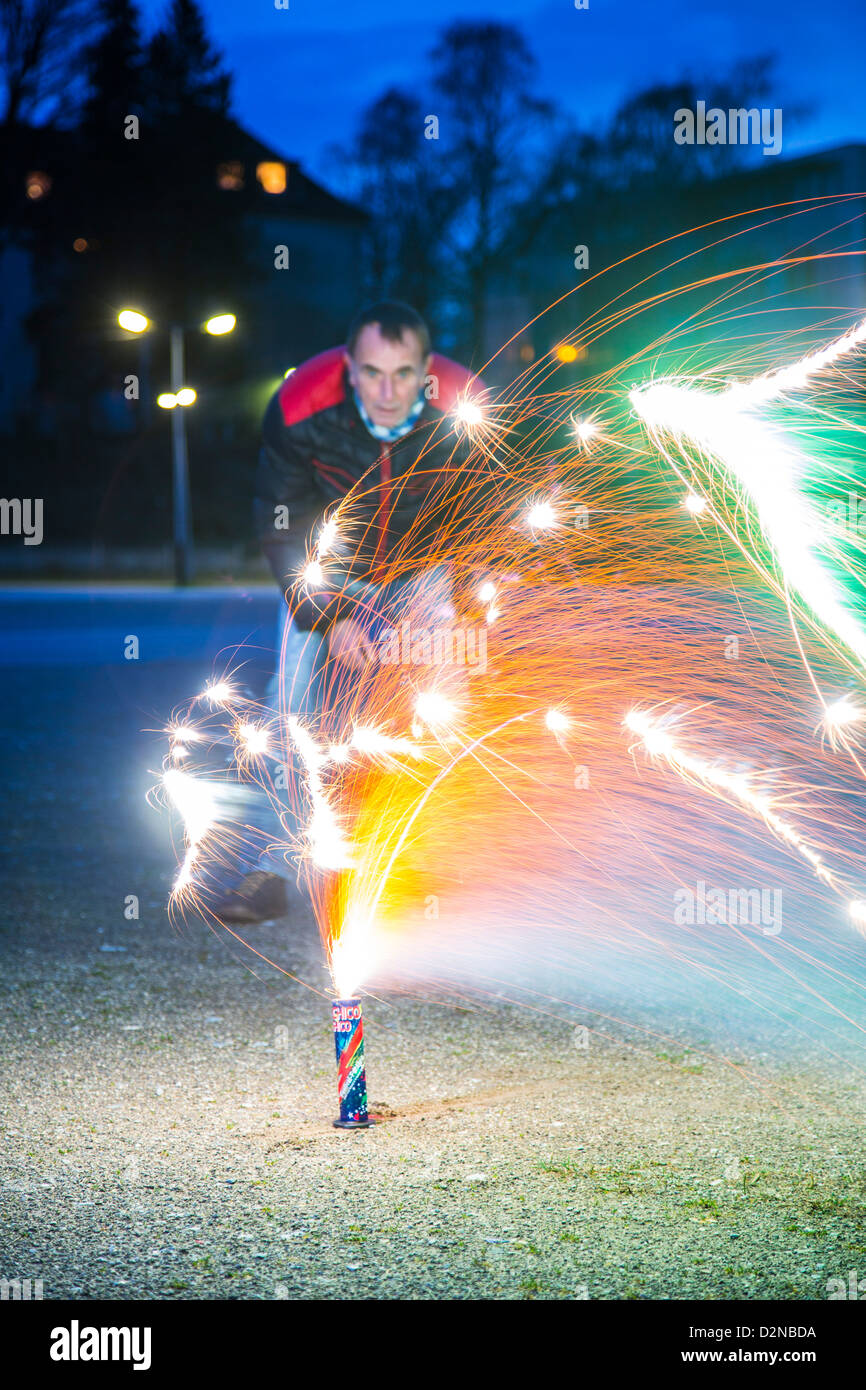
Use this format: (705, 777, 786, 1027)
(205, 608, 327, 923)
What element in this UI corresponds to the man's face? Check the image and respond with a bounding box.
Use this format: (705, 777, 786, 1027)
(346, 324, 431, 430)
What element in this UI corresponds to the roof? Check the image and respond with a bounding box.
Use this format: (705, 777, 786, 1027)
(216, 116, 367, 223)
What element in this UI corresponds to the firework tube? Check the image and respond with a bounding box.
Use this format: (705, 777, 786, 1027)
(332, 998, 375, 1128)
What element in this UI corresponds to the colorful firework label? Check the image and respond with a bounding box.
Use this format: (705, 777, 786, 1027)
(332, 999, 369, 1123)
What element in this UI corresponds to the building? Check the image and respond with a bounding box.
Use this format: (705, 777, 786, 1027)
(0, 118, 368, 432)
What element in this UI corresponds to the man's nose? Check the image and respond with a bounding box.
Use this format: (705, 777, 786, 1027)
(380, 376, 395, 402)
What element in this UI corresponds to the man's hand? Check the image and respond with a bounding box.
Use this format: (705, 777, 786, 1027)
(328, 618, 376, 671)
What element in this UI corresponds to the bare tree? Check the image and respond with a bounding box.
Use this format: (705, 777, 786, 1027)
(429, 21, 555, 352)
(332, 86, 460, 319)
(0, 0, 95, 130)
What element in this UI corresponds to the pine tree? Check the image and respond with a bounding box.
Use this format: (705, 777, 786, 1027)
(82, 0, 144, 142)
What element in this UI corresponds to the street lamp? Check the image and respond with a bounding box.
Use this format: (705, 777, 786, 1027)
(118, 309, 236, 586)
(204, 314, 236, 336)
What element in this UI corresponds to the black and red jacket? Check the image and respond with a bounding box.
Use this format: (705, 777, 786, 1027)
(253, 346, 484, 630)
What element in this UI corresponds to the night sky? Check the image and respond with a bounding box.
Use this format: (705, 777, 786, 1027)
(178, 0, 866, 187)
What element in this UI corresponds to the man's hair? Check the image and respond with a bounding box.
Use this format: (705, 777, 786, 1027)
(346, 300, 432, 359)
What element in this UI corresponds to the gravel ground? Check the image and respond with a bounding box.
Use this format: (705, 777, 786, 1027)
(2, 658, 865, 1301)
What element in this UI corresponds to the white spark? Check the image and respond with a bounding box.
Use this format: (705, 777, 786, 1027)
(824, 697, 862, 729)
(545, 708, 570, 734)
(527, 500, 558, 530)
(237, 722, 269, 756)
(414, 692, 456, 727)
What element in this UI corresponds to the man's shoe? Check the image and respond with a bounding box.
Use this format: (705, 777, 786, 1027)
(213, 871, 289, 924)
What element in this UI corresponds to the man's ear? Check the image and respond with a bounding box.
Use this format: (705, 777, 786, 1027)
(343, 349, 354, 383)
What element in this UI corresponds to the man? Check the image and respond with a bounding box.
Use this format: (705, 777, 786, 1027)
(215, 300, 483, 923)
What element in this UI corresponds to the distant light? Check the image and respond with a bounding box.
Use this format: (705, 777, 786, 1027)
(157, 392, 178, 409)
(545, 709, 570, 733)
(527, 500, 557, 530)
(454, 399, 484, 429)
(25, 170, 51, 200)
(216, 161, 244, 191)
(415, 692, 455, 727)
(205, 313, 236, 336)
(556, 343, 579, 363)
(684, 493, 707, 515)
(519, 344, 535, 362)
(479, 581, 497, 603)
(572, 417, 597, 442)
(175, 387, 197, 406)
(256, 161, 287, 195)
(72, 238, 88, 253)
(118, 309, 149, 333)
(303, 560, 324, 588)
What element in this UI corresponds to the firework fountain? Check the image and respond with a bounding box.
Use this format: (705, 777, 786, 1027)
(153, 210, 866, 1099)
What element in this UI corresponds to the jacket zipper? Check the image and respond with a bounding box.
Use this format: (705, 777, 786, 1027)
(372, 443, 392, 581)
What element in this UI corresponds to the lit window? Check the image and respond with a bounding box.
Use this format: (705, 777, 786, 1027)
(73, 238, 88, 253)
(217, 161, 244, 190)
(519, 344, 535, 362)
(26, 170, 51, 200)
(256, 161, 286, 194)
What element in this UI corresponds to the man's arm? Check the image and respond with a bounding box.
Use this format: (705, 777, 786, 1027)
(253, 389, 315, 592)
(253, 388, 367, 647)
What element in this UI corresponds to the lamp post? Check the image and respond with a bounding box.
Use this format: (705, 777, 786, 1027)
(118, 309, 236, 587)
(169, 325, 192, 585)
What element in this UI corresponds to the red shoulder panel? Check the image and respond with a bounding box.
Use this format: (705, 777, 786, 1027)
(277, 346, 481, 427)
(428, 353, 482, 413)
(278, 346, 347, 427)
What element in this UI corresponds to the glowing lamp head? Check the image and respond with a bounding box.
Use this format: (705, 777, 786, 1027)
(175, 387, 197, 406)
(118, 309, 149, 333)
(204, 313, 236, 336)
(157, 392, 178, 409)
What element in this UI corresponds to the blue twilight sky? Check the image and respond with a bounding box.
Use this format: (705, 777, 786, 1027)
(172, 0, 865, 189)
